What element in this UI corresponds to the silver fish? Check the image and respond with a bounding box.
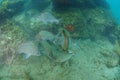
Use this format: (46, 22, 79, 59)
(17, 41, 41, 59)
(36, 12, 59, 24)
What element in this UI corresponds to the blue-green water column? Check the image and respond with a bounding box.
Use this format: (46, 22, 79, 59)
(0, 0, 3, 5)
(106, 0, 120, 24)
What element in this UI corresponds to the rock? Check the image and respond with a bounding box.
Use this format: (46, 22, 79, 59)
(105, 53, 119, 68)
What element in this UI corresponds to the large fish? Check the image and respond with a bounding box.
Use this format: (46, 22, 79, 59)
(17, 41, 41, 59)
(35, 12, 59, 25)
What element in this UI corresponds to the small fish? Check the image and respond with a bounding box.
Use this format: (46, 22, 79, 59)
(35, 30, 55, 42)
(64, 25, 74, 32)
(55, 53, 74, 63)
(17, 41, 41, 59)
(62, 29, 69, 51)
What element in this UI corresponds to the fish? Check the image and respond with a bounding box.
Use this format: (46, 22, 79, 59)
(62, 28, 69, 51)
(64, 25, 74, 32)
(54, 53, 74, 63)
(36, 12, 59, 25)
(17, 41, 41, 59)
(35, 30, 55, 42)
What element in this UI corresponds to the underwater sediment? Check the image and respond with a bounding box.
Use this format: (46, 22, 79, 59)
(0, 0, 120, 80)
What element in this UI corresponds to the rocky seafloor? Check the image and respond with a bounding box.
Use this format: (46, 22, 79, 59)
(0, 0, 120, 80)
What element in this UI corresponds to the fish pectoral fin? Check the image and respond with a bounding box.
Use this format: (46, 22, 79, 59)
(25, 54, 31, 59)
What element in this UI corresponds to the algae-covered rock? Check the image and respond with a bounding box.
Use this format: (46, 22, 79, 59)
(30, 0, 51, 11)
(0, 0, 25, 23)
(52, 0, 108, 11)
(53, 3, 117, 40)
